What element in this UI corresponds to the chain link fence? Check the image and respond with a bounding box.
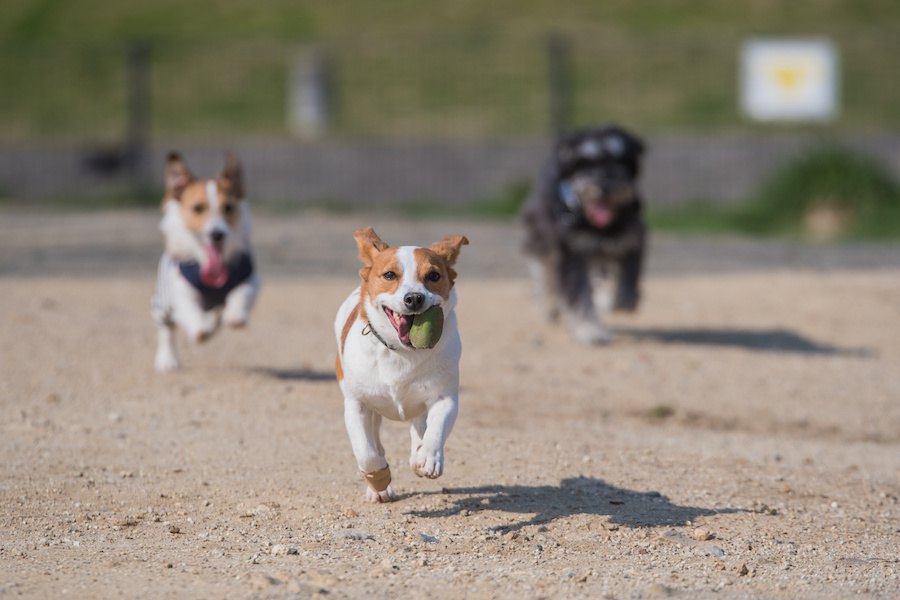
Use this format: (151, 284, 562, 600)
(1, 31, 898, 205)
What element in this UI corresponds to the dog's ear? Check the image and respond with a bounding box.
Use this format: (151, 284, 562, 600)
(219, 152, 245, 200)
(617, 130, 645, 176)
(430, 235, 469, 286)
(555, 136, 581, 172)
(163, 152, 194, 209)
(430, 235, 468, 266)
(354, 227, 390, 280)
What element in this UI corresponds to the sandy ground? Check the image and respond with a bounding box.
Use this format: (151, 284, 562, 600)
(1, 211, 899, 599)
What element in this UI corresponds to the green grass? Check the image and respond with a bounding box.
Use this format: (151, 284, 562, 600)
(1, 0, 899, 138)
(650, 146, 900, 240)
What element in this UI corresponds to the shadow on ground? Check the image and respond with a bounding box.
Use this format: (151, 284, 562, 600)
(618, 327, 870, 356)
(250, 367, 335, 382)
(410, 476, 743, 531)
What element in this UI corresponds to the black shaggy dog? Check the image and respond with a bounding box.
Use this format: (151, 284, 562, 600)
(521, 125, 647, 344)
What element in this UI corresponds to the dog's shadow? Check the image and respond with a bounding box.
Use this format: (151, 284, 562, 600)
(409, 476, 742, 532)
(618, 326, 870, 357)
(249, 367, 335, 382)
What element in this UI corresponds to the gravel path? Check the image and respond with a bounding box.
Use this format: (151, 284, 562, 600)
(1, 211, 898, 599)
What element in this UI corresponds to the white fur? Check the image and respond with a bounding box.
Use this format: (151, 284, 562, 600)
(153, 193, 260, 372)
(335, 250, 461, 503)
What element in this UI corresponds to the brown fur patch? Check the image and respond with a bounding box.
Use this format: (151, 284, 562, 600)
(413, 248, 455, 299)
(340, 304, 360, 355)
(164, 152, 244, 230)
(361, 250, 402, 304)
(163, 152, 194, 210)
(365, 466, 392, 492)
(354, 227, 391, 282)
(175, 179, 242, 234)
(422, 235, 469, 290)
(335, 353, 343, 381)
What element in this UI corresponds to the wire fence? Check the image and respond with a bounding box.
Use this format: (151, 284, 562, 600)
(2, 31, 899, 140)
(1, 31, 898, 206)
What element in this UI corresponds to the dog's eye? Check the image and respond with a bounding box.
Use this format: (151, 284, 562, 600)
(425, 271, 441, 282)
(192, 204, 206, 214)
(383, 271, 397, 281)
(223, 203, 235, 215)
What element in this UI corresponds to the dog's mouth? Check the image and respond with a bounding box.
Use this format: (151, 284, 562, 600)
(200, 243, 227, 287)
(585, 204, 613, 228)
(383, 307, 414, 346)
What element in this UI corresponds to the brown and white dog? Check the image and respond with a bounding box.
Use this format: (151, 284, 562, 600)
(150, 152, 260, 372)
(334, 228, 468, 502)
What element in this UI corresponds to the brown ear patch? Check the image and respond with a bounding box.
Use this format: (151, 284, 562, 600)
(163, 152, 194, 209)
(354, 227, 391, 281)
(219, 152, 244, 199)
(430, 235, 469, 266)
(423, 235, 468, 289)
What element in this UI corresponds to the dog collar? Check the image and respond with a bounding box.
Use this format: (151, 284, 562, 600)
(178, 252, 254, 311)
(362, 321, 398, 351)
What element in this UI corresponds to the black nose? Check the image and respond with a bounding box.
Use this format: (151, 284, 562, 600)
(403, 293, 425, 311)
(210, 230, 226, 243)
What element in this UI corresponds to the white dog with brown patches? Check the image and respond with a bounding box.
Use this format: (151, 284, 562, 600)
(151, 152, 260, 372)
(334, 227, 468, 502)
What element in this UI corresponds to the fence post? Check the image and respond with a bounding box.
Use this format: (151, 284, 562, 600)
(125, 39, 151, 192)
(546, 33, 573, 136)
(289, 47, 333, 139)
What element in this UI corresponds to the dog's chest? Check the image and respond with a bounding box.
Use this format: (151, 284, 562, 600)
(341, 345, 446, 421)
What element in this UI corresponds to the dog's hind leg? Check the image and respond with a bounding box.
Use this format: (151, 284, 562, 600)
(344, 399, 396, 503)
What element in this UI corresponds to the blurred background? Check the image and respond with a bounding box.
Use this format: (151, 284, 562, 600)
(1, 0, 899, 240)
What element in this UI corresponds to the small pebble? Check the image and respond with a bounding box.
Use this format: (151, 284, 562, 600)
(692, 527, 712, 541)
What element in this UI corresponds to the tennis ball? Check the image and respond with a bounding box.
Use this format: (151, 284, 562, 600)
(409, 306, 444, 349)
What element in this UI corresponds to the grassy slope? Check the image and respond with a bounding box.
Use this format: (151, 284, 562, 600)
(1, 0, 899, 137)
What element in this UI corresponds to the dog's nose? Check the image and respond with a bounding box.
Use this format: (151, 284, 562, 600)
(210, 229, 226, 243)
(403, 293, 425, 312)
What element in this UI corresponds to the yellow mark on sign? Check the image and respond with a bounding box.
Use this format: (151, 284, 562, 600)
(773, 65, 808, 91)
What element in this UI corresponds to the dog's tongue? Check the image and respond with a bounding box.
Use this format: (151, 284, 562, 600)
(395, 314, 413, 345)
(587, 205, 613, 227)
(200, 244, 227, 288)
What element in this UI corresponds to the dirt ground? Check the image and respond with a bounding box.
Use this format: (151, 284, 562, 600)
(1, 211, 898, 599)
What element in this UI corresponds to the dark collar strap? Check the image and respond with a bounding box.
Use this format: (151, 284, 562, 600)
(362, 321, 397, 351)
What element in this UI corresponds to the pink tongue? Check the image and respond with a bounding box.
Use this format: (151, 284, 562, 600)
(588, 205, 613, 227)
(395, 314, 413, 344)
(200, 244, 227, 288)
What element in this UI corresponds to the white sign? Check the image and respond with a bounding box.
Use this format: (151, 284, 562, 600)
(741, 39, 839, 122)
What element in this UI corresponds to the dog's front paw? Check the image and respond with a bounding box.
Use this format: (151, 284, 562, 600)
(189, 316, 219, 344)
(222, 306, 249, 328)
(572, 322, 612, 345)
(154, 350, 180, 373)
(412, 445, 444, 479)
(365, 485, 397, 503)
(613, 289, 639, 312)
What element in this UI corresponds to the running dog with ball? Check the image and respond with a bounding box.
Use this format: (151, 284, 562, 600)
(334, 227, 468, 502)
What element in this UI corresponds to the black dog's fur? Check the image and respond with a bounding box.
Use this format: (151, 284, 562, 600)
(521, 124, 647, 343)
